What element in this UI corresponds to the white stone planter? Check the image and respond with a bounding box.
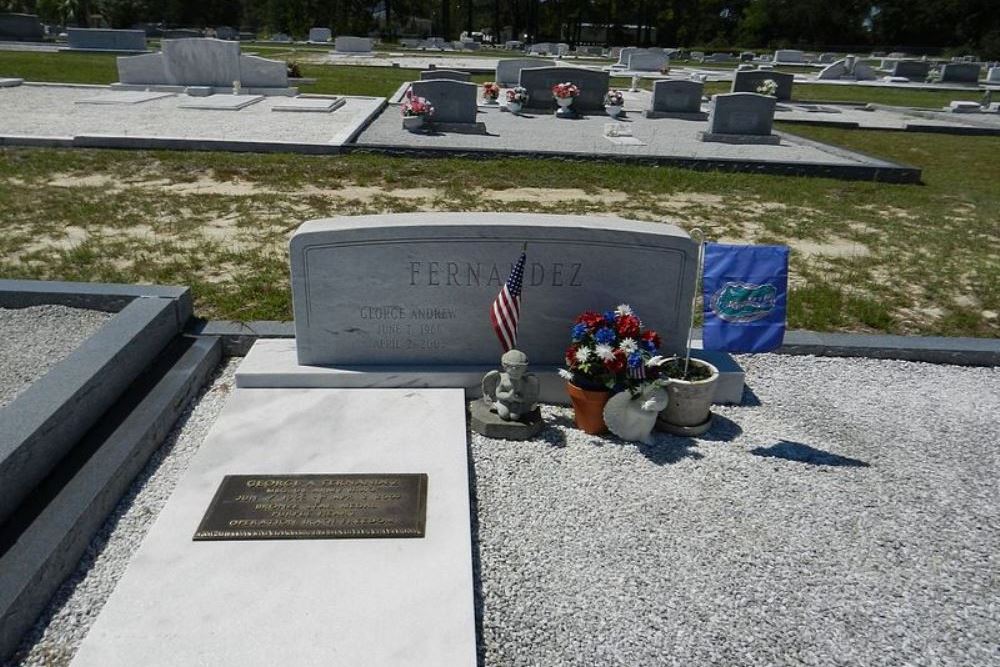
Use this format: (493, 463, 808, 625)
(508, 101, 523, 114)
(605, 104, 623, 117)
(402, 115, 424, 131)
(555, 96, 574, 108)
(656, 358, 720, 436)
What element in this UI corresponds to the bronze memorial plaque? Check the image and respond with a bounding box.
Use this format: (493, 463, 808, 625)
(193, 473, 427, 541)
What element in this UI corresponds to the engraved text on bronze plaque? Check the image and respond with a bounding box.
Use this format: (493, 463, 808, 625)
(193, 473, 427, 540)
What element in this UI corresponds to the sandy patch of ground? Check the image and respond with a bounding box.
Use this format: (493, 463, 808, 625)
(482, 188, 630, 205)
(790, 237, 871, 258)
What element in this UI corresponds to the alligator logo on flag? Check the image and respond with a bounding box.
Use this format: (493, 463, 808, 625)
(702, 243, 789, 353)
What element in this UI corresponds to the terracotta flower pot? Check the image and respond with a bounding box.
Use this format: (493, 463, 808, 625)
(566, 382, 610, 434)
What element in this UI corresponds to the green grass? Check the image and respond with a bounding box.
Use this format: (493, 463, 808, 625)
(0, 51, 118, 84)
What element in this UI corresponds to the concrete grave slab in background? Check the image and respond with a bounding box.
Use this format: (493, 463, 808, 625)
(335, 35, 373, 53)
(177, 94, 264, 110)
(75, 91, 175, 105)
(69, 387, 477, 667)
(0, 78, 24, 87)
(289, 213, 698, 367)
(271, 96, 346, 112)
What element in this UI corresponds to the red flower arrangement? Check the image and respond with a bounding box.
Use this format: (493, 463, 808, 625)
(482, 81, 500, 100)
(551, 82, 580, 99)
(401, 90, 434, 118)
(561, 304, 662, 391)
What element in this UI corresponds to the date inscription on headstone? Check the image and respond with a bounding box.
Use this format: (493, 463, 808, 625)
(193, 474, 427, 540)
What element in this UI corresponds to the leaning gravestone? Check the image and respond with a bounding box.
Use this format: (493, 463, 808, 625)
(940, 62, 981, 83)
(987, 67, 999, 83)
(645, 79, 705, 118)
(409, 79, 478, 124)
(892, 60, 930, 80)
(0, 13, 43, 41)
(419, 69, 470, 81)
(495, 58, 549, 86)
(66, 28, 147, 52)
(731, 69, 794, 100)
(335, 35, 373, 53)
(116, 38, 289, 91)
(700, 92, 779, 145)
(308, 27, 331, 43)
(518, 66, 609, 111)
(627, 50, 669, 71)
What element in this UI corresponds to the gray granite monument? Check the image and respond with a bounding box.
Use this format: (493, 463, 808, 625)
(66, 28, 147, 52)
(700, 92, 779, 145)
(773, 49, 805, 63)
(731, 69, 793, 101)
(892, 60, 930, 80)
(0, 13, 43, 41)
(644, 79, 705, 118)
(409, 79, 478, 124)
(308, 27, 331, 43)
(518, 66, 609, 111)
(419, 69, 471, 81)
(627, 50, 669, 71)
(335, 36, 373, 52)
(495, 58, 549, 86)
(941, 62, 981, 83)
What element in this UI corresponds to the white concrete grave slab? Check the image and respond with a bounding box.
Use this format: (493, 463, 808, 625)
(178, 93, 264, 110)
(75, 90, 175, 105)
(70, 387, 476, 667)
(0, 78, 24, 87)
(271, 96, 346, 112)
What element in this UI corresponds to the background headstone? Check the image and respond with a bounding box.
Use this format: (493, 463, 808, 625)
(0, 13, 44, 41)
(495, 58, 550, 86)
(419, 69, 470, 81)
(773, 49, 805, 63)
(162, 29, 202, 39)
(289, 213, 698, 366)
(335, 35, 373, 52)
(941, 62, 981, 83)
(517, 66, 609, 111)
(116, 38, 288, 89)
(66, 28, 146, 52)
(646, 79, 704, 116)
(308, 27, 331, 43)
(409, 79, 478, 123)
(702, 92, 778, 144)
(988, 66, 1000, 83)
(215, 26, 238, 40)
(731, 69, 794, 100)
(627, 50, 669, 71)
(892, 60, 930, 79)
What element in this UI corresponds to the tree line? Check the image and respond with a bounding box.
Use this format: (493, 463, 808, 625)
(3, 0, 998, 58)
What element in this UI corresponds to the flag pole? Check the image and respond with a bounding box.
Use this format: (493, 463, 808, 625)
(683, 228, 705, 378)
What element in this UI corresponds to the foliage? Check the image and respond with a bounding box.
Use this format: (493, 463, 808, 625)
(604, 89, 624, 106)
(562, 305, 662, 391)
(551, 82, 579, 99)
(400, 90, 433, 117)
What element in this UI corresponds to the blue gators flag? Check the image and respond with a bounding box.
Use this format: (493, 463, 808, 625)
(702, 243, 790, 353)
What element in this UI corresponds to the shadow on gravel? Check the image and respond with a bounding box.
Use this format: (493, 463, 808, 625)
(750, 440, 870, 468)
(700, 414, 743, 442)
(637, 438, 704, 465)
(739, 385, 762, 407)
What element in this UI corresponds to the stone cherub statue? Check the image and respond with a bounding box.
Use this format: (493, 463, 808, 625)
(481, 349, 540, 421)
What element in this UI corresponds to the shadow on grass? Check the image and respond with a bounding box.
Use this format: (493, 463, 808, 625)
(751, 439, 870, 467)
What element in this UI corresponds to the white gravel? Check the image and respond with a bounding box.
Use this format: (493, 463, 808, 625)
(3, 358, 239, 667)
(472, 354, 1000, 666)
(0, 305, 112, 409)
(6, 354, 999, 666)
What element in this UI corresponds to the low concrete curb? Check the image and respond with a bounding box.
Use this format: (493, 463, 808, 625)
(0, 336, 221, 662)
(0, 280, 191, 527)
(194, 320, 1000, 367)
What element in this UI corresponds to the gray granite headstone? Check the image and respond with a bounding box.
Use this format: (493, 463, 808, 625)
(517, 66, 609, 111)
(627, 50, 669, 71)
(409, 79, 478, 123)
(941, 62, 981, 83)
(495, 58, 549, 85)
(989, 67, 1000, 83)
(269, 33, 291, 42)
(67, 28, 146, 51)
(615, 47, 639, 66)
(163, 29, 202, 39)
(308, 27, 331, 42)
(818, 52, 837, 63)
(731, 69, 793, 100)
(116, 38, 288, 89)
(773, 49, 804, 63)
(645, 79, 704, 117)
(335, 35, 373, 52)
(701, 92, 779, 144)
(419, 69, 471, 81)
(289, 213, 697, 366)
(0, 13, 43, 41)
(215, 26, 238, 40)
(892, 60, 930, 79)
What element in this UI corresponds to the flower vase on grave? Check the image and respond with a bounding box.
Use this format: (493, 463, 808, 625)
(555, 96, 575, 118)
(508, 101, 523, 114)
(566, 382, 610, 434)
(605, 104, 623, 118)
(402, 115, 424, 131)
(655, 358, 720, 437)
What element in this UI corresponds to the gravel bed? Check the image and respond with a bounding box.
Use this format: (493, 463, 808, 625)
(6, 354, 999, 666)
(0, 305, 112, 409)
(472, 355, 1000, 666)
(4, 358, 240, 667)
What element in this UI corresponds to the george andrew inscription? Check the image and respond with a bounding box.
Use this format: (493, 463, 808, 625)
(194, 474, 428, 540)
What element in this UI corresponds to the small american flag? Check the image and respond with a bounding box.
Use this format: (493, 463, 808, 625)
(628, 363, 646, 380)
(490, 249, 526, 351)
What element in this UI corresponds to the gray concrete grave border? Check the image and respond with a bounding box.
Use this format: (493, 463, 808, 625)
(0, 279, 192, 528)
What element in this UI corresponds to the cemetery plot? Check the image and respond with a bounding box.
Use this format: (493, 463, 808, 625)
(75, 91, 176, 105)
(177, 94, 265, 110)
(270, 96, 346, 112)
